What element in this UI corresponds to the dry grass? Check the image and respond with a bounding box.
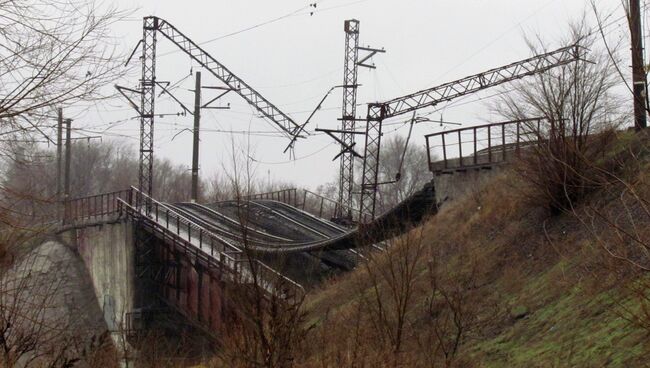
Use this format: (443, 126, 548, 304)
(296, 132, 650, 367)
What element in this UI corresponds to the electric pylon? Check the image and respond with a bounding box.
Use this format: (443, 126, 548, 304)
(336, 20, 384, 224)
(337, 20, 360, 222)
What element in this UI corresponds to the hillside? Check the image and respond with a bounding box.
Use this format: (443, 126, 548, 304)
(297, 131, 650, 367)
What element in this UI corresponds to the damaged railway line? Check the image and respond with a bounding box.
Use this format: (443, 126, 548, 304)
(64, 181, 438, 287)
(50, 12, 592, 343)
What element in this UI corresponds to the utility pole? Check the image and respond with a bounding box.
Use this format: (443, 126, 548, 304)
(128, 69, 232, 203)
(630, 0, 647, 130)
(191, 71, 201, 203)
(56, 108, 63, 199)
(64, 118, 72, 200)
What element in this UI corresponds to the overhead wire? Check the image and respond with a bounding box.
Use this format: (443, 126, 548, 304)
(85, 0, 378, 143)
(70, 1, 639, 169)
(430, 0, 562, 84)
(248, 142, 336, 165)
(157, 0, 332, 58)
(258, 68, 341, 89)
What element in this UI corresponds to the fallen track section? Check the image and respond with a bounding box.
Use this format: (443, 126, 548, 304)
(209, 182, 437, 254)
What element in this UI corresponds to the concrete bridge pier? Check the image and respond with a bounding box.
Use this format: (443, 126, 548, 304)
(59, 215, 229, 363)
(59, 219, 137, 360)
(432, 167, 503, 208)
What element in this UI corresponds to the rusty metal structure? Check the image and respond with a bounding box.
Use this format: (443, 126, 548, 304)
(358, 44, 583, 223)
(425, 118, 545, 174)
(137, 17, 302, 198)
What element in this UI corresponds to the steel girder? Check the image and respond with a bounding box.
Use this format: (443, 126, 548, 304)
(138, 16, 302, 198)
(358, 44, 582, 223)
(151, 16, 301, 138)
(371, 44, 581, 120)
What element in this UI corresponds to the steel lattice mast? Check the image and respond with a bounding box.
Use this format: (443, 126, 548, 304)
(358, 44, 583, 223)
(137, 16, 303, 198)
(337, 20, 361, 221)
(139, 17, 158, 199)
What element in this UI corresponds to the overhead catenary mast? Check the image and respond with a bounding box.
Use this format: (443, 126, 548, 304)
(337, 19, 361, 223)
(358, 44, 584, 223)
(334, 19, 384, 224)
(124, 16, 305, 199)
(191, 72, 201, 203)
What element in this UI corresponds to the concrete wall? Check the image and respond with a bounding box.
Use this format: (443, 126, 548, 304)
(5, 240, 107, 365)
(60, 220, 135, 332)
(432, 167, 502, 208)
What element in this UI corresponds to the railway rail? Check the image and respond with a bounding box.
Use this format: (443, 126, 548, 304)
(62, 181, 437, 288)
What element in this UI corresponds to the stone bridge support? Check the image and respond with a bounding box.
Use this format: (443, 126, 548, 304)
(59, 219, 135, 335)
(59, 218, 230, 350)
(432, 167, 503, 208)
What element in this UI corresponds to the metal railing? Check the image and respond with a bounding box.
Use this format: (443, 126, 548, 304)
(63, 189, 132, 225)
(121, 187, 304, 297)
(243, 188, 370, 222)
(63, 186, 304, 297)
(244, 188, 299, 207)
(425, 118, 544, 174)
(128, 187, 241, 255)
(299, 189, 364, 221)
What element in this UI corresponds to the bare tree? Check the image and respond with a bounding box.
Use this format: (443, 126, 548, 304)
(0, 139, 210, 227)
(492, 21, 624, 214)
(569, 131, 650, 272)
(210, 140, 307, 368)
(0, 0, 128, 123)
(0, 0, 132, 242)
(420, 254, 492, 368)
(205, 173, 231, 203)
(353, 227, 427, 365)
(327, 134, 431, 217)
(375, 135, 431, 214)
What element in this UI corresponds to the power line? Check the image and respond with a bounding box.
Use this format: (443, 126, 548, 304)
(248, 142, 336, 165)
(158, 1, 326, 58)
(430, 0, 562, 84)
(258, 68, 340, 89)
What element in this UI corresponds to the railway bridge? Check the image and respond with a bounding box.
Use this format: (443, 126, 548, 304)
(53, 117, 534, 347)
(56, 180, 437, 344)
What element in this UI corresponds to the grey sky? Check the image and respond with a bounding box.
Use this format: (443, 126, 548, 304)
(77, 0, 628, 190)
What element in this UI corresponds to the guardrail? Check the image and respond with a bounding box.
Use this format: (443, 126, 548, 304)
(129, 187, 242, 255)
(63, 187, 304, 297)
(243, 188, 370, 223)
(122, 187, 304, 298)
(425, 118, 544, 174)
(63, 189, 132, 225)
(244, 188, 298, 207)
(299, 189, 366, 221)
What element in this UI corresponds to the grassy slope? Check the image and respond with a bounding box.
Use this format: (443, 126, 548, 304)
(302, 132, 650, 367)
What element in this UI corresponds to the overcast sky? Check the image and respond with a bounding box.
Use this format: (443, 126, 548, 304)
(74, 0, 630, 191)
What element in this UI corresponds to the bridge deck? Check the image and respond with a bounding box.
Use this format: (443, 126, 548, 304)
(62, 181, 438, 295)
